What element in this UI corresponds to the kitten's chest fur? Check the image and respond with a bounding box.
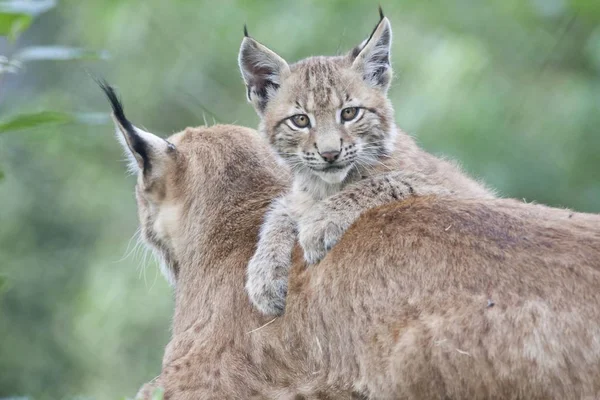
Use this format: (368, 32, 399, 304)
(285, 166, 370, 220)
(283, 142, 403, 221)
(282, 129, 493, 222)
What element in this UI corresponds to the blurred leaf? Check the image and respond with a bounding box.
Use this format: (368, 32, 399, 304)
(0, 56, 22, 74)
(14, 46, 110, 62)
(0, 0, 56, 40)
(0, 168, 4, 181)
(0, 275, 7, 293)
(0, 0, 56, 15)
(0, 111, 73, 133)
(0, 12, 31, 40)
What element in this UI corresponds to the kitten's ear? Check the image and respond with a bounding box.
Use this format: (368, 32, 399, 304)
(97, 79, 174, 176)
(350, 13, 393, 92)
(238, 29, 290, 115)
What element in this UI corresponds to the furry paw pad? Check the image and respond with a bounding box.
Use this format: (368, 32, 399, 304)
(299, 219, 346, 265)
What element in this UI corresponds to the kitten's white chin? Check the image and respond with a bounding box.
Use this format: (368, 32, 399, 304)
(314, 166, 351, 184)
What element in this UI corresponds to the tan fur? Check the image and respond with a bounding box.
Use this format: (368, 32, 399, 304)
(240, 15, 493, 314)
(122, 123, 600, 400)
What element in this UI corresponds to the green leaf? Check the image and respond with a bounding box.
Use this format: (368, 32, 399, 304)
(0, 167, 4, 181)
(0, 111, 73, 133)
(0, 0, 56, 40)
(0, 12, 32, 40)
(0, 275, 6, 293)
(0, 0, 56, 15)
(15, 46, 110, 62)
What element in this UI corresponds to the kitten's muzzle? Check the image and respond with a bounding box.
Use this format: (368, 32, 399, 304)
(310, 162, 350, 172)
(319, 150, 341, 163)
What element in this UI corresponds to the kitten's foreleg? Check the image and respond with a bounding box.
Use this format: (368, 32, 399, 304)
(299, 171, 453, 264)
(246, 197, 297, 315)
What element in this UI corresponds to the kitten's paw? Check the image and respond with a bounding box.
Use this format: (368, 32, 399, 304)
(298, 218, 346, 265)
(246, 258, 288, 316)
(246, 278, 287, 316)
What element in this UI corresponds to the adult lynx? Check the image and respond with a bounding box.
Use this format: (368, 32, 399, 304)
(239, 10, 493, 315)
(97, 82, 600, 400)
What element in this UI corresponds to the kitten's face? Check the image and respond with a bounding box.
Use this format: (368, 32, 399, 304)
(261, 57, 395, 184)
(240, 14, 394, 184)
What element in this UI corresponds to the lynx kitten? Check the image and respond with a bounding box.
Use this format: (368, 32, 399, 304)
(239, 10, 493, 315)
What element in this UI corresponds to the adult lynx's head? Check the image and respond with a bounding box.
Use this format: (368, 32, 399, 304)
(97, 80, 285, 287)
(239, 10, 396, 185)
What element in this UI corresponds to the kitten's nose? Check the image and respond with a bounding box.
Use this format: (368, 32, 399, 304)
(319, 150, 340, 163)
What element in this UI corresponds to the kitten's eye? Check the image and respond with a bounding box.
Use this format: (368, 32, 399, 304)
(341, 107, 359, 122)
(290, 114, 310, 129)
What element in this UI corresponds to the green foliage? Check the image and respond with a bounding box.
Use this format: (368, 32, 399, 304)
(0, 111, 73, 133)
(0, 11, 31, 40)
(0, 0, 105, 143)
(0, 0, 55, 41)
(14, 46, 109, 62)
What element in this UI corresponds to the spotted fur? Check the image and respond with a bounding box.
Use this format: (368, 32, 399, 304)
(239, 12, 494, 315)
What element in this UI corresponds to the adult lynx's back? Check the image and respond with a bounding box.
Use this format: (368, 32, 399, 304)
(96, 82, 600, 399)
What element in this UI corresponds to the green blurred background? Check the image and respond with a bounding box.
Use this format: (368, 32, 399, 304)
(1, 0, 599, 398)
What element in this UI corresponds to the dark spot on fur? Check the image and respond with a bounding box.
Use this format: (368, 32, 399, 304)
(347, 192, 359, 205)
(216, 345, 227, 358)
(352, 391, 369, 400)
(400, 180, 415, 195)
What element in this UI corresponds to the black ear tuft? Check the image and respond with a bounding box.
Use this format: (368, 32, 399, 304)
(243, 24, 249, 37)
(95, 77, 151, 170)
(95, 77, 135, 136)
(379, 5, 384, 20)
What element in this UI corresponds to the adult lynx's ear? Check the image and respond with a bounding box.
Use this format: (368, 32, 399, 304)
(97, 79, 175, 176)
(238, 27, 290, 115)
(350, 10, 393, 92)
